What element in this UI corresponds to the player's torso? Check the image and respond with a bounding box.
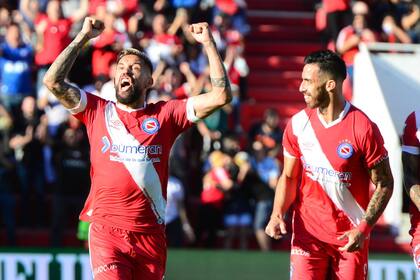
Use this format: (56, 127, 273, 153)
(85, 102, 175, 229)
(296, 108, 370, 208)
(88, 103, 172, 193)
(291, 107, 372, 243)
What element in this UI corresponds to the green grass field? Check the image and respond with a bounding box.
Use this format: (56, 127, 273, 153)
(166, 250, 415, 280)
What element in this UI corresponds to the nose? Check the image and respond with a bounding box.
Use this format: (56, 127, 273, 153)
(299, 81, 305, 93)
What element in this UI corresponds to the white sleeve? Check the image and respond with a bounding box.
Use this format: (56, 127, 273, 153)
(68, 89, 88, 114)
(186, 97, 201, 123)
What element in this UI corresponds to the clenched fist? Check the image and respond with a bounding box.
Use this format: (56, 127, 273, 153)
(189, 22, 214, 46)
(80, 17, 104, 40)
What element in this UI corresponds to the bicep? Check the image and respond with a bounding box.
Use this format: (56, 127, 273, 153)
(189, 91, 226, 119)
(49, 82, 82, 110)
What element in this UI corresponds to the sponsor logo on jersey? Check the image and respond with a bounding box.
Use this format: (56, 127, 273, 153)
(337, 142, 354, 159)
(101, 136, 162, 162)
(302, 157, 352, 187)
(101, 136, 111, 153)
(141, 118, 160, 134)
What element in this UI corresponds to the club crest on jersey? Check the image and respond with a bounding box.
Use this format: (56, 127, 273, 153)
(141, 118, 160, 134)
(337, 142, 354, 159)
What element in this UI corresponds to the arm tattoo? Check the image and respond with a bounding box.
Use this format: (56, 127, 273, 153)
(210, 77, 228, 88)
(44, 35, 88, 107)
(363, 159, 394, 226)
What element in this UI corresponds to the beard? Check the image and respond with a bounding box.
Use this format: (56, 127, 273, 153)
(307, 83, 329, 109)
(115, 81, 141, 105)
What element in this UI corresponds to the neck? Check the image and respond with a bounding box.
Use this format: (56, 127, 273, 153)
(117, 95, 146, 111)
(318, 92, 346, 124)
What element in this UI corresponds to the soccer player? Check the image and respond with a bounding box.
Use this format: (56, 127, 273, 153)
(401, 110, 420, 272)
(43, 17, 231, 279)
(265, 50, 393, 280)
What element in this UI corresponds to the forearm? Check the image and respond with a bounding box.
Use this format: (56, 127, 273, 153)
(203, 41, 232, 102)
(363, 183, 393, 226)
(271, 175, 297, 218)
(43, 32, 88, 108)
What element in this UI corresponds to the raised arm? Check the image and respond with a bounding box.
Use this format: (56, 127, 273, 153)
(402, 152, 420, 211)
(42, 17, 104, 109)
(265, 156, 301, 239)
(187, 22, 232, 119)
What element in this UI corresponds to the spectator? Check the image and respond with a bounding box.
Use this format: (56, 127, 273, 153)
(381, 13, 412, 43)
(141, 13, 183, 67)
(90, 9, 130, 79)
(50, 116, 90, 246)
(401, 0, 420, 43)
(34, 0, 88, 92)
(0, 22, 34, 118)
(249, 108, 283, 158)
(336, 1, 377, 95)
(222, 136, 252, 250)
(213, 0, 250, 36)
(198, 150, 233, 247)
(322, 0, 352, 48)
(9, 96, 46, 227)
(248, 140, 280, 251)
(165, 173, 195, 247)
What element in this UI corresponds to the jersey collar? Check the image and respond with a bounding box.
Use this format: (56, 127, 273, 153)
(317, 101, 351, 128)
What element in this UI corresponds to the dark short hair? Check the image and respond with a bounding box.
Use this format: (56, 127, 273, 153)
(117, 48, 153, 74)
(304, 50, 347, 82)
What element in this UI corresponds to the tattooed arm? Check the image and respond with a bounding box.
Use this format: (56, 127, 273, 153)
(402, 152, 420, 210)
(187, 22, 232, 119)
(339, 158, 393, 252)
(363, 158, 394, 226)
(43, 17, 104, 109)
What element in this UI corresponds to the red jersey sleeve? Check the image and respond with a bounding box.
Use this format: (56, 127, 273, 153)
(360, 121, 388, 169)
(161, 99, 194, 134)
(282, 119, 300, 158)
(402, 111, 420, 154)
(73, 92, 105, 126)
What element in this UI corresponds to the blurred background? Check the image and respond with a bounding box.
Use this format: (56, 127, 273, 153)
(0, 0, 419, 279)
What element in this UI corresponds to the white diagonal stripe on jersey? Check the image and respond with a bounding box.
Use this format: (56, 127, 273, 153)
(292, 110, 365, 226)
(104, 103, 166, 223)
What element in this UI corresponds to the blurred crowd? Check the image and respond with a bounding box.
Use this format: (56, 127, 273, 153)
(1, 0, 418, 251)
(316, 0, 420, 99)
(0, 0, 283, 252)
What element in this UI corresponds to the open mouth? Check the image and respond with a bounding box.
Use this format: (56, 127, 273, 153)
(120, 77, 132, 91)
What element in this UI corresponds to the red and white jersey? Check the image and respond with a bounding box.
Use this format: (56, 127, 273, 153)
(401, 110, 420, 237)
(283, 102, 388, 245)
(72, 91, 195, 233)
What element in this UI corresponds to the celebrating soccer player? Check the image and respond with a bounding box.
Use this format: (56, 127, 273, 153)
(43, 17, 231, 280)
(402, 110, 420, 272)
(265, 50, 393, 280)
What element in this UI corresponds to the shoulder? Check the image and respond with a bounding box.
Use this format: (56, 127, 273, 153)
(347, 105, 377, 129)
(288, 108, 313, 132)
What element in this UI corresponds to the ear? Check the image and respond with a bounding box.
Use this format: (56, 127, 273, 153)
(325, 80, 336, 92)
(147, 77, 154, 88)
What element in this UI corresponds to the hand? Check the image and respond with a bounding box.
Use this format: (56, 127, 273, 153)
(265, 215, 287, 240)
(337, 228, 366, 252)
(80, 17, 104, 40)
(179, 62, 191, 74)
(189, 22, 214, 46)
